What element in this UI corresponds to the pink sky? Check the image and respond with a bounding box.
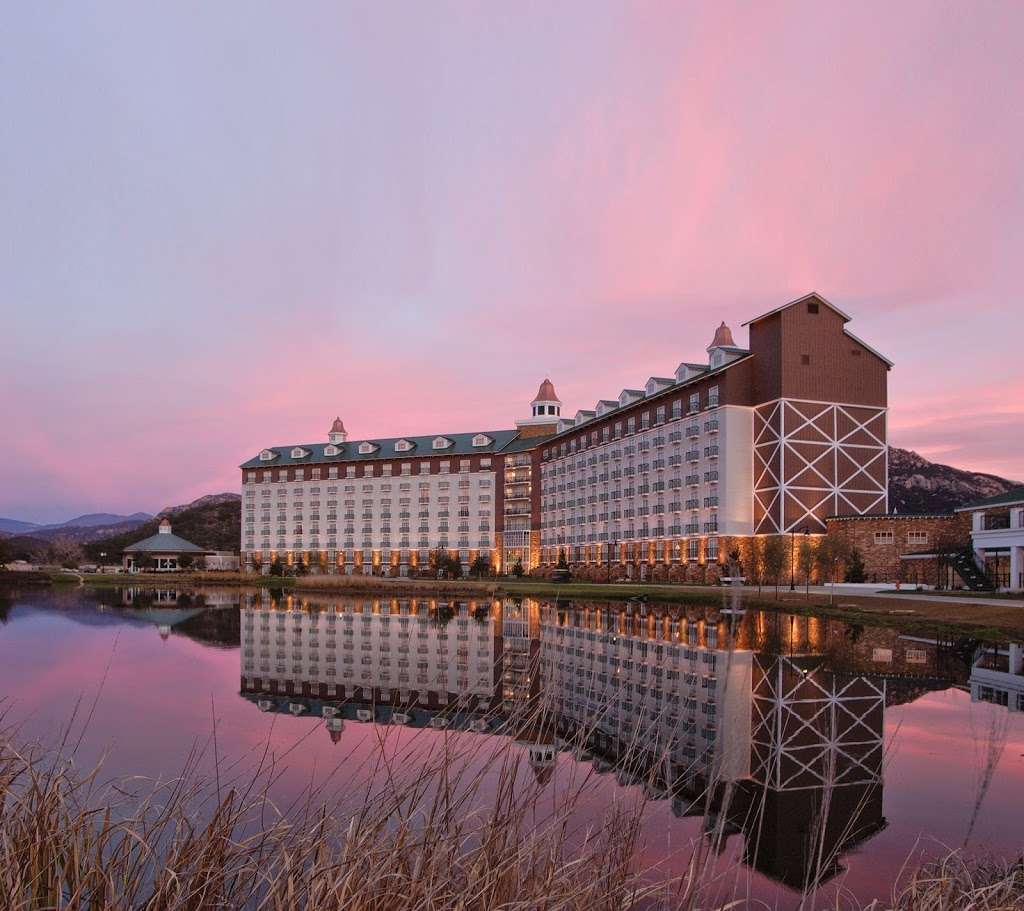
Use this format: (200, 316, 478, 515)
(1, 2, 1022, 523)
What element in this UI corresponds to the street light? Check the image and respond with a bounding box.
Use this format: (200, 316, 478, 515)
(789, 526, 811, 591)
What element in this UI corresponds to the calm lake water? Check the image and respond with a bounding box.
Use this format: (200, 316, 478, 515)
(1, 583, 1021, 908)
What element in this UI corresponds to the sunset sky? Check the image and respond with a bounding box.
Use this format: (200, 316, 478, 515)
(2, 2, 1022, 524)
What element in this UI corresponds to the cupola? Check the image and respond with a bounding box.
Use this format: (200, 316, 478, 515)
(706, 321, 747, 369)
(328, 416, 348, 445)
(515, 377, 563, 434)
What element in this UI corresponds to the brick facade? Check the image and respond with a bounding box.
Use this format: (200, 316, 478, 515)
(824, 513, 970, 584)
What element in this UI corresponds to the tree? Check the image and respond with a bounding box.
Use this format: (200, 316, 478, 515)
(798, 538, 816, 597)
(48, 536, 84, 569)
(726, 547, 742, 580)
(470, 555, 490, 579)
(133, 552, 154, 573)
(0, 536, 8, 570)
(816, 534, 852, 604)
(746, 537, 764, 594)
(177, 553, 195, 571)
(762, 535, 787, 599)
(268, 557, 284, 577)
(448, 553, 463, 580)
(512, 558, 525, 578)
(557, 549, 569, 570)
(845, 547, 867, 583)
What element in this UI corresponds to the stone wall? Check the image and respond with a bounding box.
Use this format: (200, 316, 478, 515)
(825, 514, 970, 584)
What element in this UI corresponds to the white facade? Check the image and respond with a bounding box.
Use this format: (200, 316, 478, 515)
(240, 596, 498, 700)
(538, 605, 753, 784)
(242, 458, 496, 572)
(539, 394, 754, 563)
(969, 504, 1024, 592)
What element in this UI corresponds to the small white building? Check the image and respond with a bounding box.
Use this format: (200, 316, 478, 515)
(205, 551, 240, 571)
(958, 486, 1024, 592)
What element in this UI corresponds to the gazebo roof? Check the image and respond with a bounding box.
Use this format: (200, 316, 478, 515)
(123, 532, 208, 554)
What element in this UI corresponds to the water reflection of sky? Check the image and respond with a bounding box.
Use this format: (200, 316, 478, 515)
(0, 585, 1021, 909)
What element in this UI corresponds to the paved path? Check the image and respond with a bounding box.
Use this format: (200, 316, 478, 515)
(732, 583, 1024, 608)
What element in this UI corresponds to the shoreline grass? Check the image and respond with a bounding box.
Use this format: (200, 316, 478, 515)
(5, 570, 1022, 641)
(1, 716, 1020, 910)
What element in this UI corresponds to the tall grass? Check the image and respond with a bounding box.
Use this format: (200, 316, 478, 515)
(2, 711, 1021, 911)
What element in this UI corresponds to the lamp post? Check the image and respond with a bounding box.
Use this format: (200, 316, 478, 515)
(789, 528, 797, 591)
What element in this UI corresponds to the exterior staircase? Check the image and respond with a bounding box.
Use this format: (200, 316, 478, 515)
(951, 549, 996, 592)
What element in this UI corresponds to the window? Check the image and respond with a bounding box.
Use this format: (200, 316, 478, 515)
(807, 301, 819, 314)
(259, 449, 276, 461)
(395, 439, 414, 452)
(433, 437, 453, 450)
(472, 434, 492, 447)
(874, 531, 894, 544)
(801, 354, 811, 365)
(324, 444, 339, 456)
(291, 447, 308, 459)
(358, 442, 377, 454)
(907, 531, 929, 546)
(689, 393, 699, 413)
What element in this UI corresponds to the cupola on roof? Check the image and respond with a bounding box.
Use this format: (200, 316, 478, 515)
(709, 322, 736, 349)
(330, 416, 346, 433)
(533, 378, 560, 403)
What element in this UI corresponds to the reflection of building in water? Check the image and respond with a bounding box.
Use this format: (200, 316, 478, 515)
(240, 594, 500, 711)
(540, 603, 754, 785)
(538, 602, 886, 888)
(238, 596, 889, 886)
(743, 655, 885, 885)
(970, 643, 1024, 712)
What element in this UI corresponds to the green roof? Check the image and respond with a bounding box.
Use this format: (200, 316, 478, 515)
(124, 532, 208, 554)
(240, 428, 537, 469)
(956, 485, 1024, 512)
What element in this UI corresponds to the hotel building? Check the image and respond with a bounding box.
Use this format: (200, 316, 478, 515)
(240, 292, 891, 576)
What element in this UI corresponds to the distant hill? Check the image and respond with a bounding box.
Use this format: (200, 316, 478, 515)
(84, 493, 241, 559)
(0, 511, 152, 543)
(0, 518, 41, 535)
(48, 511, 152, 529)
(888, 447, 1020, 514)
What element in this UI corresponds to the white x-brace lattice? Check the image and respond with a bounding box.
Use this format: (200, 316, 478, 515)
(751, 657, 885, 791)
(753, 399, 888, 533)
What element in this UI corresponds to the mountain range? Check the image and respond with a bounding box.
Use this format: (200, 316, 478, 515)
(0, 512, 152, 538)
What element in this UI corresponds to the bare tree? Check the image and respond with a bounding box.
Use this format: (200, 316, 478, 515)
(47, 536, 84, 569)
(762, 535, 787, 599)
(798, 537, 816, 598)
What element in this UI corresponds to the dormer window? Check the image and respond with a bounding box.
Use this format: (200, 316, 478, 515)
(471, 434, 492, 447)
(291, 447, 309, 459)
(432, 436, 453, 450)
(259, 449, 276, 462)
(711, 351, 723, 368)
(358, 442, 378, 455)
(324, 444, 340, 457)
(394, 439, 415, 452)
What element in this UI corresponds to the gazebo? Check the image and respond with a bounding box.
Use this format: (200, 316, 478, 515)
(122, 518, 209, 572)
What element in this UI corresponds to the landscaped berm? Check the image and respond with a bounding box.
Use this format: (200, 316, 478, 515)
(121, 517, 209, 572)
